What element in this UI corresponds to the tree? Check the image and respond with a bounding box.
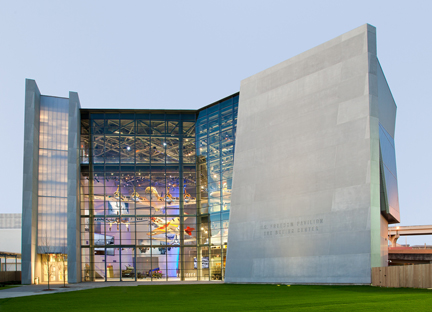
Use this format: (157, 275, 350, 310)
(59, 245, 68, 288)
(38, 233, 56, 291)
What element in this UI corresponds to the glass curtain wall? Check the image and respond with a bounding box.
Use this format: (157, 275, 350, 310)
(37, 96, 69, 283)
(196, 94, 239, 280)
(80, 112, 198, 282)
(379, 123, 400, 223)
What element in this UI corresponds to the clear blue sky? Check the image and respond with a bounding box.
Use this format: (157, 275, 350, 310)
(1, 0, 431, 245)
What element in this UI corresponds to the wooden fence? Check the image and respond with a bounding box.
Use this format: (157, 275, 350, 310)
(371, 264, 432, 288)
(0, 271, 21, 283)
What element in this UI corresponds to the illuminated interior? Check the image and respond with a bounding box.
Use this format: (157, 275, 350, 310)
(40, 254, 68, 283)
(79, 95, 238, 281)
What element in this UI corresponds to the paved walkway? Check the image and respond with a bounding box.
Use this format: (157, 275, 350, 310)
(0, 281, 221, 299)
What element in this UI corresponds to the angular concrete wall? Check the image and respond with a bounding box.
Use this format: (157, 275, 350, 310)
(226, 24, 384, 284)
(22, 79, 41, 284)
(22, 81, 83, 284)
(67, 92, 81, 283)
(367, 26, 382, 270)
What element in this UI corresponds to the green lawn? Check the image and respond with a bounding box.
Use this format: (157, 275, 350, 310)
(0, 284, 431, 311)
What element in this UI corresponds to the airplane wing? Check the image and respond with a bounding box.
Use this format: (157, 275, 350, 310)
(150, 217, 166, 227)
(148, 225, 168, 235)
(166, 224, 180, 232)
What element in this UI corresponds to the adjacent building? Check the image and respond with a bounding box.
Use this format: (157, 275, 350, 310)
(21, 24, 400, 284)
(0, 214, 22, 272)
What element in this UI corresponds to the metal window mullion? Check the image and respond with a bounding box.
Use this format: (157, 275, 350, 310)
(89, 123, 95, 282)
(179, 120, 185, 281)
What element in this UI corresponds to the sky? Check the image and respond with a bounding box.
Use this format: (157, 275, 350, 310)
(0, 0, 431, 245)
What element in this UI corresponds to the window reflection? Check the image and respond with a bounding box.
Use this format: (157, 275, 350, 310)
(38, 97, 68, 253)
(196, 95, 238, 280)
(79, 96, 238, 282)
(81, 111, 201, 282)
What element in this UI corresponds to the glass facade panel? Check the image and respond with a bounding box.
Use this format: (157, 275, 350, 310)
(151, 137, 166, 163)
(121, 248, 135, 281)
(80, 111, 201, 282)
(151, 120, 165, 135)
(379, 124, 400, 222)
(37, 96, 69, 253)
(120, 119, 135, 135)
(80, 116, 90, 164)
(136, 119, 151, 135)
(79, 95, 237, 282)
(136, 137, 150, 163)
(120, 136, 135, 164)
(166, 138, 179, 163)
(196, 94, 238, 279)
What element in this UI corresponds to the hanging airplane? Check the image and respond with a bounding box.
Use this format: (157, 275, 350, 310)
(143, 186, 164, 202)
(165, 187, 176, 204)
(107, 217, 130, 231)
(84, 181, 196, 215)
(131, 187, 145, 202)
(184, 187, 193, 203)
(113, 186, 126, 201)
(147, 215, 195, 236)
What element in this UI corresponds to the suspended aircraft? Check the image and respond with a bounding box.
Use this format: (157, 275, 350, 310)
(113, 186, 126, 201)
(148, 215, 195, 236)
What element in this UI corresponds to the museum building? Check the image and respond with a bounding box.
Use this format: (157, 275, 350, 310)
(22, 24, 400, 285)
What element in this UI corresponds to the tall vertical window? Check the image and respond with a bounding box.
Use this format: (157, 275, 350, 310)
(37, 96, 69, 253)
(196, 94, 239, 280)
(80, 111, 198, 282)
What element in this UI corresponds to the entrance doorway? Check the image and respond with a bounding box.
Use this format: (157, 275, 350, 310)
(40, 254, 68, 283)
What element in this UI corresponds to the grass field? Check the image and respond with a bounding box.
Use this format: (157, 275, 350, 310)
(0, 284, 431, 311)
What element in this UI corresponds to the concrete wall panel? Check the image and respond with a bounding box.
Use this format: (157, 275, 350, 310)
(226, 24, 379, 284)
(67, 92, 81, 283)
(21, 79, 41, 284)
